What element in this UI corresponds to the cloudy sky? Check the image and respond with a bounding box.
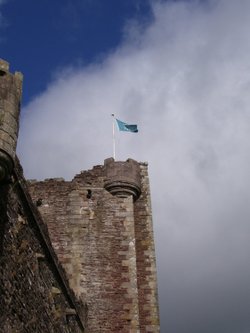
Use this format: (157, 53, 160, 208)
(2, 0, 250, 332)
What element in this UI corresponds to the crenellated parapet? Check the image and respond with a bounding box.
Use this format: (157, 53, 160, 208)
(0, 59, 23, 182)
(103, 157, 141, 201)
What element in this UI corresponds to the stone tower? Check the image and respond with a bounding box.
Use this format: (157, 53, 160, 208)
(0, 59, 22, 182)
(28, 157, 160, 332)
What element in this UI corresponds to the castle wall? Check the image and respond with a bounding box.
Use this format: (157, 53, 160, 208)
(28, 159, 160, 333)
(0, 162, 87, 333)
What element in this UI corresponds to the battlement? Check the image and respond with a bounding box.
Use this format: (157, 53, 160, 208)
(0, 59, 23, 78)
(0, 59, 23, 182)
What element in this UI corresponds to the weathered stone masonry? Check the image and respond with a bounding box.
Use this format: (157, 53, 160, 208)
(0, 162, 87, 333)
(28, 157, 160, 333)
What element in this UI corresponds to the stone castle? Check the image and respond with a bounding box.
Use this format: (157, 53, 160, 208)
(0, 59, 160, 332)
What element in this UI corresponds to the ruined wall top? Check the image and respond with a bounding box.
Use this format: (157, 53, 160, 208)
(0, 59, 23, 82)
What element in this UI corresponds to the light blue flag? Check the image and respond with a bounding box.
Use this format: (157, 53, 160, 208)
(116, 119, 138, 133)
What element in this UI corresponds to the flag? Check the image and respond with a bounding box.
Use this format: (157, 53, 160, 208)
(116, 118, 138, 133)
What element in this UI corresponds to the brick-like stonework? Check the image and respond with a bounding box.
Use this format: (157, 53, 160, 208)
(28, 158, 160, 332)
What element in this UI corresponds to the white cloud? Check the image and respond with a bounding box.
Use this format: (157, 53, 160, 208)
(18, 0, 250, 332)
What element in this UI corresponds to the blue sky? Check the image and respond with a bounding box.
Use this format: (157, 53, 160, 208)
(2, 1, 250, 332)
(1, 0, 153, 104)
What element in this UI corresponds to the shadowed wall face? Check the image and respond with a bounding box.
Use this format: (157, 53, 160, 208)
(28, 158, 160, 333)
(0, 179, 85, 333)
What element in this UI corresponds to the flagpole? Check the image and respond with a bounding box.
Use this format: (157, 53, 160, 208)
(112, 114, 116, 160)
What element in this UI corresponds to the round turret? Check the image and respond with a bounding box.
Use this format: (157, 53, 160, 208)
(0, 59, 23, 182)
(104, 157, 141, 201)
